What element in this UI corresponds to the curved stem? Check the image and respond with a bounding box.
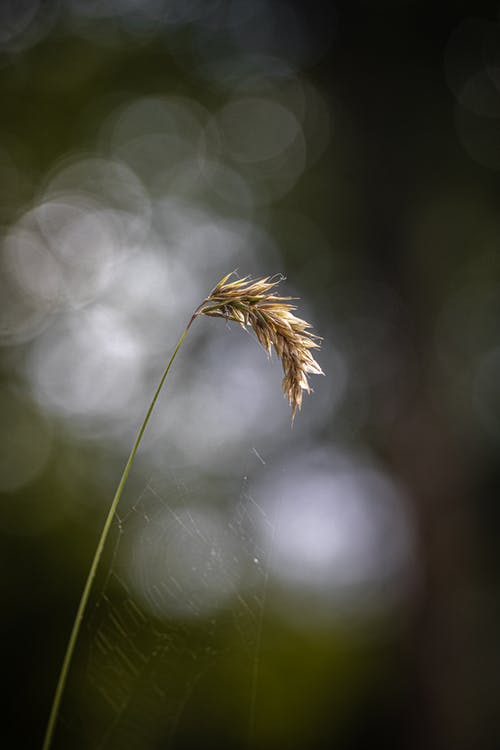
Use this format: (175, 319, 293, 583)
(42, 315, 197, 750)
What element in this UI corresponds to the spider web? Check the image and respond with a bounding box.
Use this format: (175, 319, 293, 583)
(58, 450, 277, 750)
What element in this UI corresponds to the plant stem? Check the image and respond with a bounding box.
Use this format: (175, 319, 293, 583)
(42, 315, 197, 750)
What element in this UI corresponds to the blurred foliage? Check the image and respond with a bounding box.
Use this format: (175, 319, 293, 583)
(2, 1, 500, 749)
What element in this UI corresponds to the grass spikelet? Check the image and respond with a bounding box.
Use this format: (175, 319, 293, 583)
(198, 272, 324, 420)
(42, 270, 323, 750)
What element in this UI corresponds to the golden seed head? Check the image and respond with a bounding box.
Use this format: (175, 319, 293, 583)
(197, 272, 324, 420)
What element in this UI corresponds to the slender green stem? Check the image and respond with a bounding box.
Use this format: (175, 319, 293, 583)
(42, 315, 197, 750)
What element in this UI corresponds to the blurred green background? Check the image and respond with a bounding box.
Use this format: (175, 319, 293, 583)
(2, 1, 500, 748)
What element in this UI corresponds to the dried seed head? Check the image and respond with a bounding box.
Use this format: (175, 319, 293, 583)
(197, 272, 324, 420)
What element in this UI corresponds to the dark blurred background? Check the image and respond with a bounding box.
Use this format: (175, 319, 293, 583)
(2, 1, 500, 748)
